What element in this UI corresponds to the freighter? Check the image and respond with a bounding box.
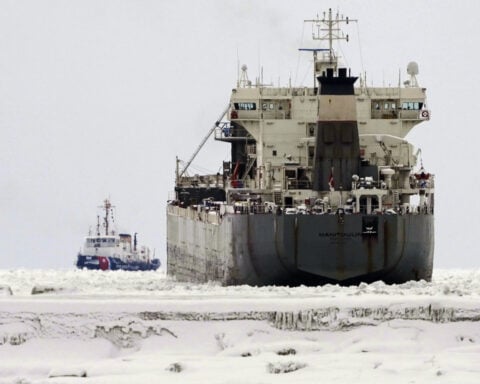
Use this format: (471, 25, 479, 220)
(167, 10, 434, 286)
(76, 199, 160, 271)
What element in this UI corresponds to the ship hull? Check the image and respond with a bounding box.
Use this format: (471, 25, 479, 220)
(166, 206, 434, 286)
(76, 255, 160, 271)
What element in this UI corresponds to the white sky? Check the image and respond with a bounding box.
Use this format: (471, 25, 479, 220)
(1, 0, 479, 269)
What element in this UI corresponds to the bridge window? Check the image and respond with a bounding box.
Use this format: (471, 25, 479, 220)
(234, 102, 256, 111)
(401, 101, 423, 110)
(371, 99, 400, 119)
(261, 102, 275, 110)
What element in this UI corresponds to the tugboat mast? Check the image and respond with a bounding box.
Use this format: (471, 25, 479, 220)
(96, 215, 100, 236)
(99, 199, 114, 236)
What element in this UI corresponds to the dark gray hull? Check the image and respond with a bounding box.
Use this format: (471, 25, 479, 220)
(167, 206, 434, 286)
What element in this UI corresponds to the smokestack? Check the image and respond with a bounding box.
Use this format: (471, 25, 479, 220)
(312, 68, 360, 191)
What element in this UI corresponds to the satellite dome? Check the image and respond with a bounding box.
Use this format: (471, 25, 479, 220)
(407, 61, 419, 75)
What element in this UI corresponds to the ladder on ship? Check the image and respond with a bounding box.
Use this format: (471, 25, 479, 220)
(274, 191, 282, 205)
(393, 190, 400, 205)
(178, 104, 231, 178)
(241, 156, 256, 181)
(378, 140, 398, 166)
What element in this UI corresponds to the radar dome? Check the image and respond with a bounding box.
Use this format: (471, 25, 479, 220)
(407, 61, 419, 75)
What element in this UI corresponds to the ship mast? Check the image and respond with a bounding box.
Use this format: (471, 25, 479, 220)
(303, 9, 356, 83)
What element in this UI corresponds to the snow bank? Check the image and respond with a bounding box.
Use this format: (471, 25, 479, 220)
(30, 285, 67, 295)
(0, 285, 12, 296)
(1, 268, 479, 297)
(1, 320, 479, 384)
(1, 269, 479, 383)
(48, 367, 87, 378)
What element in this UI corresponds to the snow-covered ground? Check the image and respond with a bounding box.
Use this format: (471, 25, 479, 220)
(1, 269, 479, 383)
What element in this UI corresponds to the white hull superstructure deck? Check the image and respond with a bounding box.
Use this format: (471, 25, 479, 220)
(167, 9, 434, 286)
(76, 199, 160, 271)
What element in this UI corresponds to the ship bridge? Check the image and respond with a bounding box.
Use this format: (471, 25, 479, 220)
(211, 66, 428, 192)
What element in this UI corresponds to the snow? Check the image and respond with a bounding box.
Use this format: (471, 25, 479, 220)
(0, 269, 479, 383)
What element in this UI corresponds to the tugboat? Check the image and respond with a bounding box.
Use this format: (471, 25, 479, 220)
(167, 10, 434, 286)
(76, 199, 160, 271)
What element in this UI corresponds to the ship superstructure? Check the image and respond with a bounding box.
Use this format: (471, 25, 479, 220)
(167, 10, 434, 285)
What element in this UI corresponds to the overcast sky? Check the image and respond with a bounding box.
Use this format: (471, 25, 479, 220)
(1, 0, 479, 269)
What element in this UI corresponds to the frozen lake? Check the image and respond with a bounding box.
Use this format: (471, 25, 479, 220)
(1, 269, 479, 383)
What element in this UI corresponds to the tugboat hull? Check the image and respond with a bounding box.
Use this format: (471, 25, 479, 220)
(76, 255, 161, 271)
(167, 207, 433, 286)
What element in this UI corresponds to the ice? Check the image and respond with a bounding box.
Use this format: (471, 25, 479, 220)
(0, 285, 12, 296)
(48, 367, 87, 378)
(0, 269, 479, 383)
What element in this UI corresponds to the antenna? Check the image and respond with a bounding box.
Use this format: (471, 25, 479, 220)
(236, 47, 240, 88)
(304, 8, 357, 65)
(98, 198, 115, 236)
(302, 9, 357, 85)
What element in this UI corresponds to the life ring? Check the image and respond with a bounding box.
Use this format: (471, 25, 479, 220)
(421, 110, 429, 119)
